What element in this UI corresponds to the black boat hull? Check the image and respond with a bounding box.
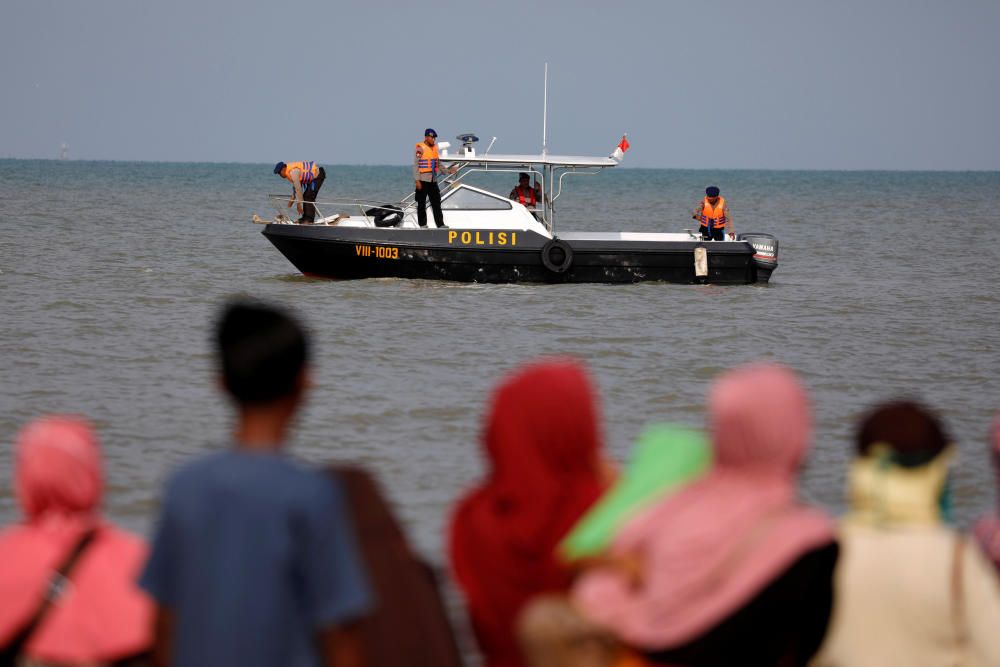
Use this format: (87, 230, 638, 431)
(262, 225, 776, 284)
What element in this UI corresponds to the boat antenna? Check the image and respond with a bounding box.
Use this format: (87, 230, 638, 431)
(485, 136, 497, 155)
(542, 63, 549, 156)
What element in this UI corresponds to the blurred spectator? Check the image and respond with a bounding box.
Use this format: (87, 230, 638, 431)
(139, 301, 372, 667)
(0, 417, 152, 665)
(811, 401, 1000, 667)
(570, 363, 837, 666)
(558, 422, 711, 563)
(329, 465, 465, 667)
(519, 423, 711, 667)
(973, 414, 1000, 573)
(449, 358, 612, 667)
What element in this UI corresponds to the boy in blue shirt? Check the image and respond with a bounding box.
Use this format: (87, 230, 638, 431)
(141, 301, 372, 667)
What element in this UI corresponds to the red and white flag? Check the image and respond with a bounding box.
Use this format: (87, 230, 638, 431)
(610, 134, 630, 161)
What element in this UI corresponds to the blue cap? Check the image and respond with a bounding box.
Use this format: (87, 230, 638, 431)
(273, 162, 286, 175)
(424, 128, 437, 138)
(706, 186, 720, 197)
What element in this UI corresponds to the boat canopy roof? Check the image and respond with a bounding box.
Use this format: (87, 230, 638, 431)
(438, 143, 622, 231)
(441, 152, 619, 168)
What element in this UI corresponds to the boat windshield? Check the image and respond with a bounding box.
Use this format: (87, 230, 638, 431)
(441, 187, 512, 211)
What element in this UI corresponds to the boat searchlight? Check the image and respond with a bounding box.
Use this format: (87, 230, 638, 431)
(456, 133, 479, 157)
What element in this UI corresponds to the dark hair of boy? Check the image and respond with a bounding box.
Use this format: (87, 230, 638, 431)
(216, 300, 309, 405)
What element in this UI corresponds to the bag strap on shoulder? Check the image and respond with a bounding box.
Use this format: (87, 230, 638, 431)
(951, 535, 967, 650)
(0, 527, 98, 664)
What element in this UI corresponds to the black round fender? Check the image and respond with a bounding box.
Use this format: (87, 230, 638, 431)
(364, 204, 403, 228)
(540, 239, 574, 273)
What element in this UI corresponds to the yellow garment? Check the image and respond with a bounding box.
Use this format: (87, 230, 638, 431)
(845, 444, 953, 527)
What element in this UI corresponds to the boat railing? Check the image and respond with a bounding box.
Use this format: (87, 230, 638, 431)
(262, 167, 470, 225)
(266, 194, 408, 226)
(394, 169, 467, 208)
(261, 165, 527, 227)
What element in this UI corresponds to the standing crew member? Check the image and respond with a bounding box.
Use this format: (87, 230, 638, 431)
(274, 161, 327, 223)
(413, 129, 455, 229)
(693, 186, 734, 241)
(509, 172, 542, 208)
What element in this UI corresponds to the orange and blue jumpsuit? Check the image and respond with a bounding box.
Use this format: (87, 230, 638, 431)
(281, 161, 326, 222)
(694, 196, 732, 241)
(413, 142, 445, 228)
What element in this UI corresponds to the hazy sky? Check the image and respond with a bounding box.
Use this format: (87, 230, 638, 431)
(2, 0, 998, 169)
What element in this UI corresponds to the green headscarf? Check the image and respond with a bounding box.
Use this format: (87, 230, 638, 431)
(558, 423, 711, 562)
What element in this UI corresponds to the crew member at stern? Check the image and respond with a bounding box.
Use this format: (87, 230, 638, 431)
(414, 128, 456, 229)
(693, 186, 734, 241)
(274, 161, 327, 223)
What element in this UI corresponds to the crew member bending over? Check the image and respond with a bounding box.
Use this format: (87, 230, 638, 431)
(274, 161, 327, 223)
(509, 173, 542, 208)
(693, 186, 734, 241)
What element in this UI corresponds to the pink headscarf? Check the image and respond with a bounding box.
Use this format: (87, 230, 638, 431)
(573, 363, 834, 650)
(974, 414, 1000, 573)
(0, 416, 152, 663)
(14, 416, 103, 521)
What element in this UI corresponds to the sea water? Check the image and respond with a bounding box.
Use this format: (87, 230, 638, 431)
(2, 160, 999, 562)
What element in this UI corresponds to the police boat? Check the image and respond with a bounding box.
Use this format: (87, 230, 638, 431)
(254, 135, 778, 284)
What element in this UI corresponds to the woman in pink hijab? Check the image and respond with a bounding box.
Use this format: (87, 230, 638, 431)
(0, 416, 152, 665)
(572, 363, 837, 666)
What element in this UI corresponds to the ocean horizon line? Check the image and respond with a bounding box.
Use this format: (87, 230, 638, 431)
(1, 156, 998, 175)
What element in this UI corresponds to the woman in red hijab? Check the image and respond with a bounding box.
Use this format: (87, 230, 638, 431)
(449, 358, 610, 667)
(0, 416, 153, 665)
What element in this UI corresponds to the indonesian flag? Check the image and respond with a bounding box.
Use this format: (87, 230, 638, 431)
(610, 134, 630, 161)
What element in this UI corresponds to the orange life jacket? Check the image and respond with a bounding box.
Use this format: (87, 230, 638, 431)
(283, 161, 320, 185)
(415, 142, 439, 176)
(700, 196, 728, 229)
(512, 185, 537, 207)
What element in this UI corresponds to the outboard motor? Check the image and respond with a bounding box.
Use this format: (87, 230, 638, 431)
(737, 232, 779, 283)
